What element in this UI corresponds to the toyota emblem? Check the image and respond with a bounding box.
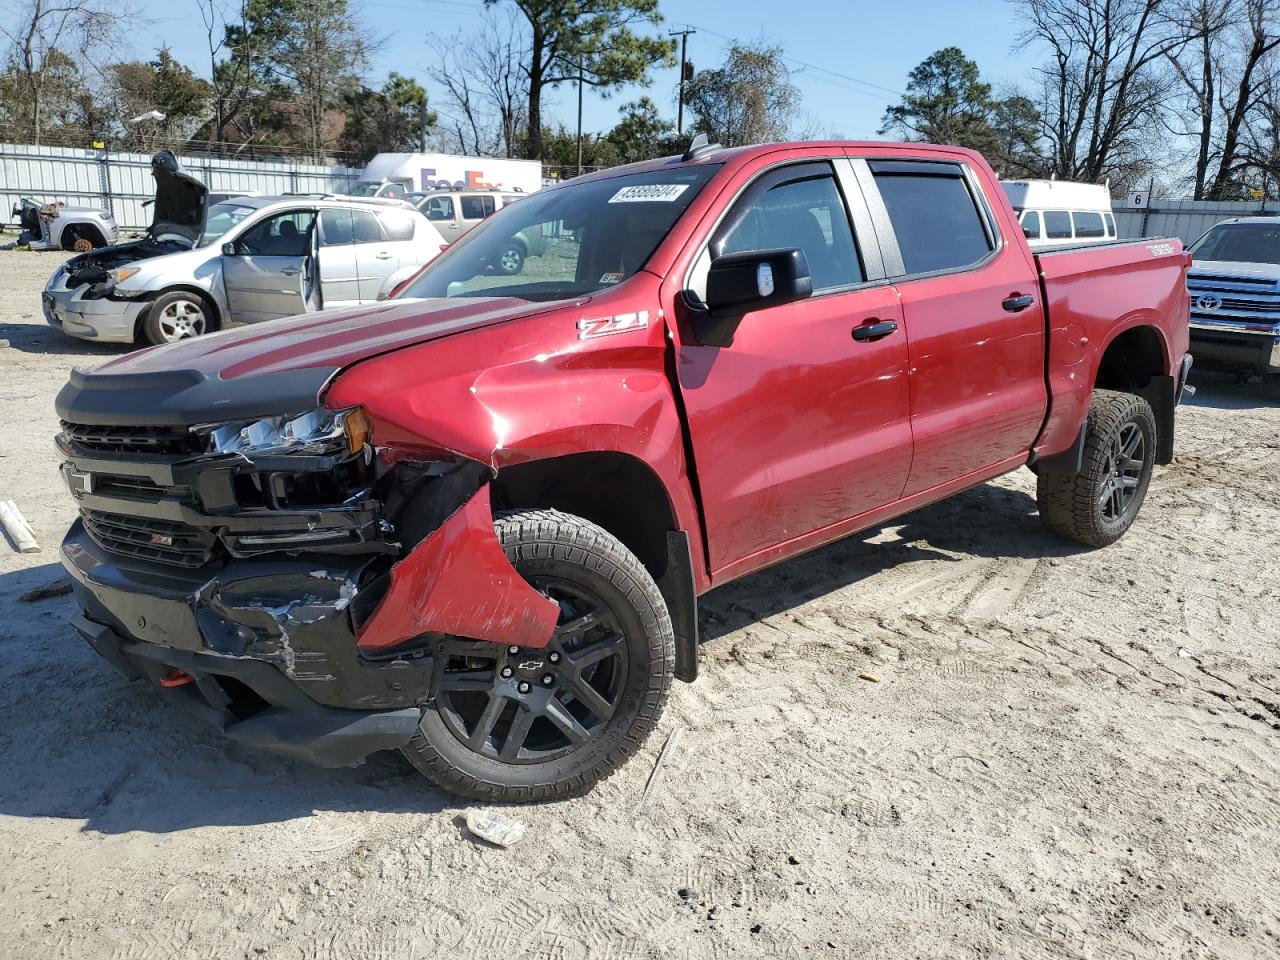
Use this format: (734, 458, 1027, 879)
(1195, 294, 1223, 312)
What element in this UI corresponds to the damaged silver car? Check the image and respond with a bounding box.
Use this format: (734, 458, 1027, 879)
(10, 198, 119, 251)
(45, 153, 447, 347)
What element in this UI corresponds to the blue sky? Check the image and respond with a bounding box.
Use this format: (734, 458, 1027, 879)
(130, 0, 1041, 144)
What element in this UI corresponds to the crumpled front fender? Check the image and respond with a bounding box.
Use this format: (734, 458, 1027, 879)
(355, 483, 559, 652)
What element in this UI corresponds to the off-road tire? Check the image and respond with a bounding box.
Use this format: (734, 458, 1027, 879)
(1037, 389, 1157, 547)
(401, 509, 675, 801)
(141, 290, 219, 345)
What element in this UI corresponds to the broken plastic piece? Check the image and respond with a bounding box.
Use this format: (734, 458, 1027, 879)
(464, 809, 526, 847)
(357, 484, 559, 652)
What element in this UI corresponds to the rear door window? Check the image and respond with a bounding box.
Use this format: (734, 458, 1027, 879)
(873, 167, 992, 274)
(377, 209, 416, 241)
(1043, 211, 1073, 239)
(350, 209, 383, 244)
(1072, 211, 1105, 238)
(461, 195, 496, 220)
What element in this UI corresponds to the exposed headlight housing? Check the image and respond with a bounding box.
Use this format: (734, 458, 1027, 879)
(108, 266, 140, 286)
(197, 407, 370, 457)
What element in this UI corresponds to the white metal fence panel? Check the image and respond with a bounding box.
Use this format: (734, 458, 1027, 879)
(1115, 199, 1276, 244)
(1, 143, 361, 234)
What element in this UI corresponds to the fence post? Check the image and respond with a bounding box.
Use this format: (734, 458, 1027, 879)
(98, 144, 114, 221)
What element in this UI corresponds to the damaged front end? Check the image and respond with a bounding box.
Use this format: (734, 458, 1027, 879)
(58, 397, 556, 767)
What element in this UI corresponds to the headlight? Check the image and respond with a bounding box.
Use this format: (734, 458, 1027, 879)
(108, 266, 140, 286)
(198, 407, 370, 457)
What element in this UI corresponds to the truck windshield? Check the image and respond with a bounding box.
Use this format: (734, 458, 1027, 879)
(1190, 222, 1280, 265)
(399, 165, 720, 302)
(348, 182, 382, 197)
(198, 202, 255, 247)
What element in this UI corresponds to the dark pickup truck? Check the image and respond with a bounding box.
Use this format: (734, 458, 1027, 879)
(57, 139, 1192, 800)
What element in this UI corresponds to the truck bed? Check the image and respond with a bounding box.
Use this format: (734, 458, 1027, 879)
(1032, 238, 1192, 459)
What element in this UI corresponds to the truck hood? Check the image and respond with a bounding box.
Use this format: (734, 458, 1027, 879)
(56, 296, 576, 426)
(1188, 259, 1280, 283)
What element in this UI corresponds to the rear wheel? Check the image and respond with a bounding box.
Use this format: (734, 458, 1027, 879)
(401, 509, 674, 801)
(1037, 389, 1157, 547)
(142, 290, 218, 345)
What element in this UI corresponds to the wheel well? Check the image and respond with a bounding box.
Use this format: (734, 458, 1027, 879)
(490, 452, 677, 580)
(1095, 325, 1166, 392)
(1094, 324, 1176, 465)
(61, 224, 103, 250)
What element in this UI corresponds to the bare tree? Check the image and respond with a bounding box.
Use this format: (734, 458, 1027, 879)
(428, 9, 528, 157)
(196, 0, 258, 149)
(1166, 0, 1280, 197)
(0, 0, 120, 143)
(1207, 0, 1280, 195)
(1165, 0, 1233, 196)
(1016, 0, 1187, 182)
(684, 41, 799, 146)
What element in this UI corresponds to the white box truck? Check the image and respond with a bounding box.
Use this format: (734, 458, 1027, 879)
(349, 154, 543, 199)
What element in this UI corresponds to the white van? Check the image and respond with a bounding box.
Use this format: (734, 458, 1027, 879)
(1001, 179, 1118, 248)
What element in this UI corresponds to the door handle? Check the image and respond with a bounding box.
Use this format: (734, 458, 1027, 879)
(852, 319, 898, 342)
(1003, 293, 1035, 312)
(375, 251, 393, 260)
(280, 266, 301, 276)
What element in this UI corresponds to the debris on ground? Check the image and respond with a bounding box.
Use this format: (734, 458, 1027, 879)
(464, 810, 526, 848)
(19, 577, 72, 602)
(638, 726, 685, 816)
(858, 672, 881, 683)
(0, 499, 40, 553)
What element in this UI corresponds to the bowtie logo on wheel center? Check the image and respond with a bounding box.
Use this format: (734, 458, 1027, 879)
(498, 644, 561, 693)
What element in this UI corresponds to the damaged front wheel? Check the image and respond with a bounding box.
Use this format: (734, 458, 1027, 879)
(401, 508, 675, 801)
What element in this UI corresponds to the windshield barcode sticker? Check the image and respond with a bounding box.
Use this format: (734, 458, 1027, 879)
(608, 184, 690, 203)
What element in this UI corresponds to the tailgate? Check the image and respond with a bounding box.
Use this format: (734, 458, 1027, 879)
(1031, 239, 1191, 459)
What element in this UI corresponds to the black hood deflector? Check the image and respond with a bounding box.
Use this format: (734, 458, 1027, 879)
(56, 365, 338, 427)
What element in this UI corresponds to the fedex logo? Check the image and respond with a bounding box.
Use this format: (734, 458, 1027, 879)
(420, 168, 499, 191)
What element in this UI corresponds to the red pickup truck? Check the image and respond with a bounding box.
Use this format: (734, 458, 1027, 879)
(56, 139, 1192, 800)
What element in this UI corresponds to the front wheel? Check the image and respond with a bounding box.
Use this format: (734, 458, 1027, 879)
(1037, 389, 1157, 547)
(142, 290, 218, 345)
(401, 509, 675, 801)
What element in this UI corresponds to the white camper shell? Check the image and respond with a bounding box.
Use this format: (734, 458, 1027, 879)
(1001, 179, 1118, 249)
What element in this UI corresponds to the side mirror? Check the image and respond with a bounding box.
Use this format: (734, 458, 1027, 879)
(686, 248, 813, 347)
(221, 242, 236, 256)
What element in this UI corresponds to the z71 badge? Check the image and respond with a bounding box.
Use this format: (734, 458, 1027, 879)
(577, 310, 650, 340)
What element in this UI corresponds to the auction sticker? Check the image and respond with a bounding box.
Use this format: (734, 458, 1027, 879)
(609, 184, 689, 203)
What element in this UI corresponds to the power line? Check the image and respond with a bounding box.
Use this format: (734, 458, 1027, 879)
(678, 22, 905, 101)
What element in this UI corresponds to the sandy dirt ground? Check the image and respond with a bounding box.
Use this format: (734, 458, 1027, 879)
(1, 247, 1279, 960)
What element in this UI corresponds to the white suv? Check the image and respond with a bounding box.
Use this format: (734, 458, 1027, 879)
(408, 190, 545, 273)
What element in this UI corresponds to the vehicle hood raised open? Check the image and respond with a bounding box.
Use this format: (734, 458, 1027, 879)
(148, 149, 208, 245)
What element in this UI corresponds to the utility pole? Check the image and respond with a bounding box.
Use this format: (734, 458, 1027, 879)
(576, 55, 585, 177)
(670, 27, 695, 135)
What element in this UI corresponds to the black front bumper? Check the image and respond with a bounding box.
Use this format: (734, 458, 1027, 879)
(1190, 326, 1280, 373)
(62, 523, 430, 768)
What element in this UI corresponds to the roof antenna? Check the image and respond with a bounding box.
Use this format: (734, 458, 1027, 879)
(683, 132, 721, 162)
